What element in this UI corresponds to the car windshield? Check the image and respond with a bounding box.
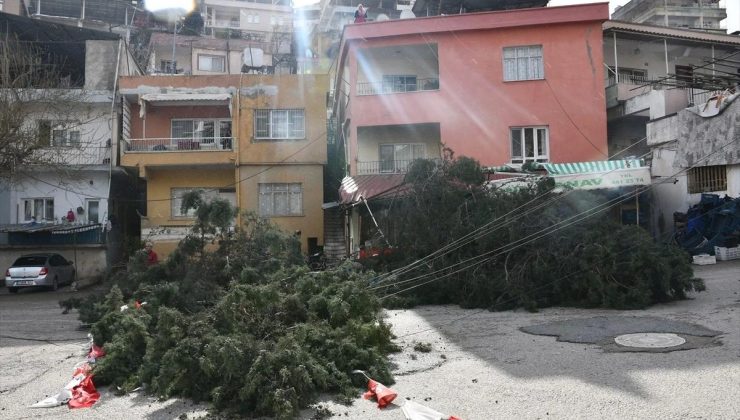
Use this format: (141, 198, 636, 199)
(13, 256, 48, 266)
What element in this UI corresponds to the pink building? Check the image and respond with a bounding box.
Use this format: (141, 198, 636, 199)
(333, 3, 610, 176)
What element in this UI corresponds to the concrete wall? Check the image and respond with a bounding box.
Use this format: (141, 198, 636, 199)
(0, 187, 10, 224)
(339, 4, 609, 170)
(673, 99, 740, 168)
(85, 40, 120, 91)
(8, 171, 110, 224)
(238, 165, 324, 251)
(356, 124, 441, 163)
(145, 168, 235, 225)
(0, 246, 107, 285)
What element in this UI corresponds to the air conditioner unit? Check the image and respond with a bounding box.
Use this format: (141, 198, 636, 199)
(243, 48, 264, 67)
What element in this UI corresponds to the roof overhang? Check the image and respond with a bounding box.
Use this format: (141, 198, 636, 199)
(538, 160, 651, 191)
(339, 174, 408, 205)
(138, 93, 233, 118)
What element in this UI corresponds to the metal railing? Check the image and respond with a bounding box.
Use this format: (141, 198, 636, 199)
(357, 78, 440, 96)
(35, 146, 111, 166)
(357, 159, 438, 175)
(607, 73, 652, 87)
(123, 137, 234, 152)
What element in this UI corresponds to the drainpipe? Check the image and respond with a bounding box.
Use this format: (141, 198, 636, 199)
(612, 32, 618, 83)
(664, 39, 669, 75)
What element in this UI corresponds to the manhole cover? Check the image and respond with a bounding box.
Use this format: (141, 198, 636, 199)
(614, 333, 686, 348)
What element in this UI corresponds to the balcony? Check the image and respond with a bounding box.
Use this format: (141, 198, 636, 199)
(123, 137, 234, 153)
(357, 159, 440, 175)
(357, 78, 439, 96)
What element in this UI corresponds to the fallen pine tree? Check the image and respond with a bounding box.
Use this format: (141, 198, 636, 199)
(63, 199, 397, 418)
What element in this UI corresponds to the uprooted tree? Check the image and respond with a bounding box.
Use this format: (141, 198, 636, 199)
(371, 155, 704, 310)
(63, 194, 397, 418)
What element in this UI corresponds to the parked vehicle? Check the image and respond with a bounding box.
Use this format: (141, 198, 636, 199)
(5, 253, 75, 293)
(306, 251, 327, 271)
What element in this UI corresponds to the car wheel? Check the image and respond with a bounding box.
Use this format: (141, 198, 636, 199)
(51, 277, 59, 292)
(8, 287, 18, 294)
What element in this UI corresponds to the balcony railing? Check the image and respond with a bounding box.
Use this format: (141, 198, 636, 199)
(607, 73, 652, 87)
(357, 78, 440, 96)
(35, 146, 111, 166)
(357, 159, 438, 175)
(123, 137, 234, 152)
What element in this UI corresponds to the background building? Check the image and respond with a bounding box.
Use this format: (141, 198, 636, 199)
(611, 0, 727, 33)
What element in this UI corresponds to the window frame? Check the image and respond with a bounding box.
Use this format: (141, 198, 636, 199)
(197, 54, 226, 73)
(687, 165, 727, 194)
(253, 109, 306, 141)
(170, 187, 221, 219)
(22, 198, 54, 222)
(171, 118, 232, 142)
(258, 183, 303, 217)
(510, 126, 549, 164)
(378, 143, 426, 173)
(38, 120, 81, 148)
(503, 45, 544, 82)
(381, 74, 418, 93)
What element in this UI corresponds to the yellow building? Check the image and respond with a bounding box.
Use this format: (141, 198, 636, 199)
(119, 75, 328, 257)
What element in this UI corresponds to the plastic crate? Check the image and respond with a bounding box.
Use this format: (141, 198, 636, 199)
(714, 246, 740, 261)
(692, 254, 716, 265)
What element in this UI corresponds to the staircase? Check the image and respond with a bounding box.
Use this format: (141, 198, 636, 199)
(323, 207, 346, 264)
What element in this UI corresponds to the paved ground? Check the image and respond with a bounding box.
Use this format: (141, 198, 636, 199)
(1, 260, 738, 419)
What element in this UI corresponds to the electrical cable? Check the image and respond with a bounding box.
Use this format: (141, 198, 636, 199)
(372, 143, 651, 285)
(375, 134, 737, 298)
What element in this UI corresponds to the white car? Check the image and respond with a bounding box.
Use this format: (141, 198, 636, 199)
(5, 253, 76, 293)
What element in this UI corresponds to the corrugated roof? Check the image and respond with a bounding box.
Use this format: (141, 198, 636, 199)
(339, 174, 408, 205)
(604, 21, 740, 45)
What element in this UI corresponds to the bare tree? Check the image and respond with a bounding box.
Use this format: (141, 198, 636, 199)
(0, 37, 108, 182)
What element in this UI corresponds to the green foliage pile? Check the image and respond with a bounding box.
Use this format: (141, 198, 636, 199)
(376, 155, 704, 310)
(69, 198, 396, 418)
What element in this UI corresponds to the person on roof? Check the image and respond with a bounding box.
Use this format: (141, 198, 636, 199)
(354, 4, 367, 23)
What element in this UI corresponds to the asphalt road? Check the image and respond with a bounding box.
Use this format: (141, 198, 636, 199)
(0, 286, 207, 419)
(1, 260, 739, 419)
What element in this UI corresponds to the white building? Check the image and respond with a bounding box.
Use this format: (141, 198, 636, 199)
(612, 0, 727, 33)
(602, 20, 740, 238)
(0, 14, 141, 284)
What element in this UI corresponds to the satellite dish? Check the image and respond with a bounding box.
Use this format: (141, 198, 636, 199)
(400, 10, 415, 19)
(376, 13, 389, 21)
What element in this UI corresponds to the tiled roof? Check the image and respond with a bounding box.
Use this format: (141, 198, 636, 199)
(604, 21, 740, 45)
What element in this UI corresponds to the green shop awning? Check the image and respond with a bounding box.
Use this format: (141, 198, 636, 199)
(537, 160, 650, 191)
(537, 160, 644, 175)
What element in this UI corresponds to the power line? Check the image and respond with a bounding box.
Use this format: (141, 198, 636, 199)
(375, 134, 737, 298)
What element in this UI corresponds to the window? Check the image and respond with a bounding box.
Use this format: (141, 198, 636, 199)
(38, 120, 81, 147)
(687, 165, 727, 194)
(379, 143, 425, 173)
(197, 55, 226, 72)
(503, 45, 544, 81)
(254, 109, 305, 140)
(270, 16, 277, 25)
(254, 14, 260, 23)
(160, 60, 176, 73)
(382, 75, 417, 93)
(23, 198, 54, 221)
(510, 127, 548, 164)
(259, 183, 303, 217)
(171, 188, 236, 218)
(171, 119, 232, 146)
